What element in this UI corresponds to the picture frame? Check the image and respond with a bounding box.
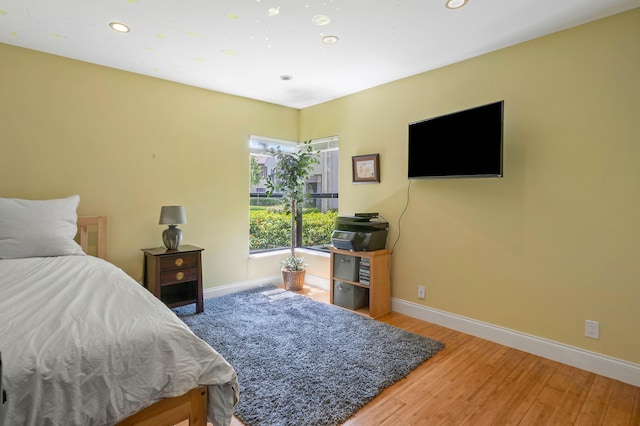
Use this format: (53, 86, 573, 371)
(352, 154, 380, 183)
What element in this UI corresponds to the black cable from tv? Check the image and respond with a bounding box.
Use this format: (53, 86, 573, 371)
(381, 179, 412, 254)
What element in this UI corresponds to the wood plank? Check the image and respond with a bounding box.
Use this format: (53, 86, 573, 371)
(602, 380, 640, 425)
(547, 367, 594, 424)
(119, 386, 207, 426)
(575, 374, 614, 424)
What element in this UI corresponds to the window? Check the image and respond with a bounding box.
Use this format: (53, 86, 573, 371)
(249, 136, 339, 253)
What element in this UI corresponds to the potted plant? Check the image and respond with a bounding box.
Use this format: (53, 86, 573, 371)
(265, 140, 319, 291)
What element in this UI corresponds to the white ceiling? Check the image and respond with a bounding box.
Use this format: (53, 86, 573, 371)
(1, 0, 638, 109)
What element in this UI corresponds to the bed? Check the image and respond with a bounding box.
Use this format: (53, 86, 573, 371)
(0, 196, 238, 426)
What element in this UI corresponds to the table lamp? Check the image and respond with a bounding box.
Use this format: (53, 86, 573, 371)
(159, 206, 186, 250)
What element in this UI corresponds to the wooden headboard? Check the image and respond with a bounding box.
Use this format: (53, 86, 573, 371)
(77, 216, 108, 260)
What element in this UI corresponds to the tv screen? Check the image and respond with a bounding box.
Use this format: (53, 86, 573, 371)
(408, 101, 503, 179)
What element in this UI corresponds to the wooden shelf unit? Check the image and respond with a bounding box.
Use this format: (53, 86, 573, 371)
(329, 247, 391, 318)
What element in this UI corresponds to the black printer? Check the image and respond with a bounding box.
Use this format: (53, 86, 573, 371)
(331, 213, 388, 251)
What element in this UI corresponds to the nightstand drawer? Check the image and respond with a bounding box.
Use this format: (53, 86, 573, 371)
(159, 253, 199, 271)
(160, 267, 198, 286)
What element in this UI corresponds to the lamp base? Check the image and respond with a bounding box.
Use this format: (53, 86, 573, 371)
(162, 225, 183, 250)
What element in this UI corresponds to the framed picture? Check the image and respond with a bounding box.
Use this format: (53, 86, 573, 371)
(352, 154, 380, 183)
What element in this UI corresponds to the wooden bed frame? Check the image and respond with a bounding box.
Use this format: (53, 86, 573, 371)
(76, 216, 209, 426)
(116, 387, 208, 426)
(77, 216, 109, 259)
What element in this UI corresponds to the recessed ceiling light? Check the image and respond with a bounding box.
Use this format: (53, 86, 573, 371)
(445, 0, 468, 9)
(322, 35, 339, 45)
(109, 22, 130, 33)
(312, 15, 331, 26)
(280, 75, 293, 81)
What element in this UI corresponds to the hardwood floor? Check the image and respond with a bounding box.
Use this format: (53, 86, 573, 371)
(197, 285, 640, 425)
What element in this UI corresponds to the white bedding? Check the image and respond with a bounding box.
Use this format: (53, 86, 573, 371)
(0, 255, 238, 426)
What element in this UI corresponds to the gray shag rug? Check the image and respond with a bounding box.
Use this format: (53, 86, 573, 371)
(174, 286, 444, 426)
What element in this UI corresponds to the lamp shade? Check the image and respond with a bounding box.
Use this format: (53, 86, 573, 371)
(159, 206, 187, 225)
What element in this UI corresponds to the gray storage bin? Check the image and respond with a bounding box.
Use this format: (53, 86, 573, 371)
(333, 281, 369, 310)
(333, 254, 360, 282)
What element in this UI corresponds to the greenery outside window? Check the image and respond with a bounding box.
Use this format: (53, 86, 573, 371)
(250, 136, 339, 253)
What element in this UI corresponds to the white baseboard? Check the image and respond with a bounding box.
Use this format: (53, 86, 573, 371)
(203, 275, 281, 299)
(392, 298, 640, 387)
(304, 274, 330, 291)
(204, 277, 639, 387)
(203, 274, 330, 299)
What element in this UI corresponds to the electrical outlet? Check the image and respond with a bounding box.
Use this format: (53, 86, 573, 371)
(417, 285, 426, 299)
(585, 320, 599, 339)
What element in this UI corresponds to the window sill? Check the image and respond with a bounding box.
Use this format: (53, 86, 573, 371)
(249, 248, 330, 260)
(297, 248, 330, 258)
(249, 249, 288, 259)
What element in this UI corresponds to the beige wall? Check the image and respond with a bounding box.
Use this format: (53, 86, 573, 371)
(1, 9, 638, 364)
(0, 43, 298, 286)
(299, 9, 640, 363)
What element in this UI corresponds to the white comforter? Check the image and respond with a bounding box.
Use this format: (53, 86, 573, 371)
(0, 255, 238, 426)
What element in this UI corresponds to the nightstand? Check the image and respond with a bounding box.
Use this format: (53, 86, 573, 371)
(142, 245, 204, 313)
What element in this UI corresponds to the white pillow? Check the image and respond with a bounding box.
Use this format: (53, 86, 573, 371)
(0, 195, 86, 259)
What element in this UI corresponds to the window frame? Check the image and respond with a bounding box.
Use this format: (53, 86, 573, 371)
(249, 136, 339, 253)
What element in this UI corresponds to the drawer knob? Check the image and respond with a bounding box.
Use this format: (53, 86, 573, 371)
(176, 271, 185, 281)
(175, 258, 184, 267)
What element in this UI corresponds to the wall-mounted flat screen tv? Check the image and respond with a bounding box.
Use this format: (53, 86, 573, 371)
(408, 100, 504, 179)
